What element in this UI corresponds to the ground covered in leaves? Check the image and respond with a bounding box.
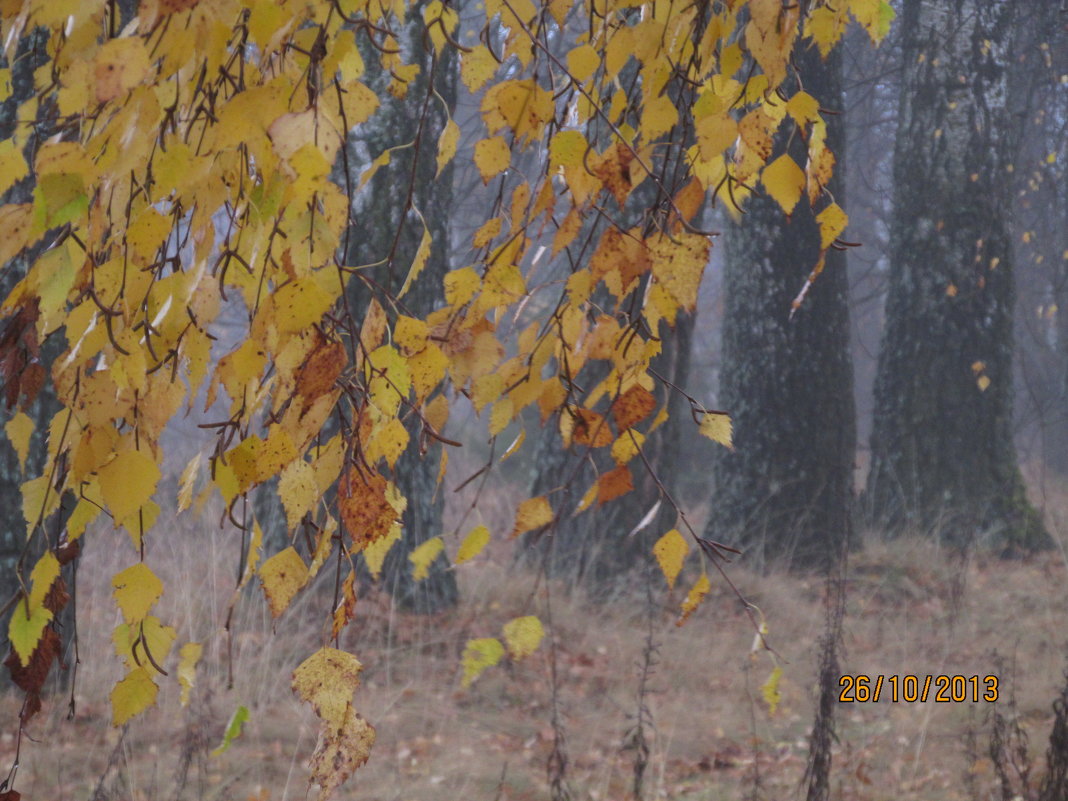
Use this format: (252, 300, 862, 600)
(3, 519, 1067, 801)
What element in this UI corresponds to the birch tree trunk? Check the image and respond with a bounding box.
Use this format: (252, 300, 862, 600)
(866, 0, 1046, 550)
(706, 44, 855, 572)
(342, 10, 459, 612)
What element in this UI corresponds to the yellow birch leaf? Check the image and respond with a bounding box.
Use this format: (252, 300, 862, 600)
(653, 529, 689, 589)
(436, 118, 459, 177)
(761, 154, 805, 215)
(761, 665, 783, 715)
(474, 136, 511, 183)
(699, 411, 733, 449)
(279, 459, 318, 531)
(977, 374, 991, 392)
(394, 315, 429, 355)
(461, 637, 505, 687)
(111, 563, 163, 624)
(363, 523, 401, 579)
(0, 139, 29, 198)
(511, 496, 553, 537)
(444, 266, 481, 306)
(549, 130, 588, 170)
(338, 79, 380, 128)
(292, 647, 364, 726)
(111, 667, 159, 727)
(473, 217, 501, 249)
(93, 38, 150, 103)
(178, 642, 203, 707)
(409, 343, 449, 401)
(455, 525, 490, 564)
(575, 480, 599, 514)
(272, 278, 334, 334)
(98, 450, 161, 525)
(28, 551, 60, 611)
(649, 231, 710, 312)
(786, 91, 821, 125)
(461, 45, 498, 93)
(502, 615, 543, 660)
(677, 574, 711, 626)
(259, 547, 308, 618)
(398, 210, 431, 298)
(367, 345, 411, 416)
(313, 434, 346, 493)
(366, 417, 410, 468)
(423, 0, 458, 54)
(816, 202, 849, 249)
(409, 536, 444, 581)
(112, 616, 176, 671)
(611, 429, 645, 465)
(552, 207, 582, 256)
(489, 398, 514, 437)
(7, 602, 52, 667)
(641, 93, 678, 141)
(67, 498, 100, 541)
(4, 412, 32, 471)
(807, 6, 846, 56)
(566, 44, 600, 83)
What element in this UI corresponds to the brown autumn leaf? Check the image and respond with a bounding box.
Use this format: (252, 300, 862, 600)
(296, 340, 348, 402)
(597, 465, 634, 504)
(611, 385, 657, 431)
(571, 408, 614, 448)
(43, 575, 70, 614)
(5, 626, 60, 701)
(338, 468, 396, 551)
(592, 143, 634, 208)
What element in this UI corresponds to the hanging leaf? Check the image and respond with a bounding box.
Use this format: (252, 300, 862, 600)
(211, 705, 250, 756)
(502, 616, 544, 660)
(409, 536, 444, 581)
(461, 637, 505, 687)
(653, 529, 689, 589)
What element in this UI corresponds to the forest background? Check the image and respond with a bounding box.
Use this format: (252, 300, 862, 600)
(0, 0, 1067, 800)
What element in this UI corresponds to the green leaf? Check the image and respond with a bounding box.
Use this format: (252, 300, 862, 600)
(211, 705, 250, 756)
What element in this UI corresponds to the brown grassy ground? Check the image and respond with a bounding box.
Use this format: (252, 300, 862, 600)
(4, 479, 1068, 801)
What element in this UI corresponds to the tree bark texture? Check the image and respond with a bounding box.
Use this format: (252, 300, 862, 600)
(0, 28, 72, 680)
(345, 10, 458, 612)
(866, 0, 1046, 549)
(706, 44, 855, 572)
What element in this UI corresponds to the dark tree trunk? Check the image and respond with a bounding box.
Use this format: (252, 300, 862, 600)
(706, 45, 855, 572)
(0, 27, 71, 683)
(344, 9, 458, 612)
(525, 310, 694, 594)
(866, 0, 1046, 550)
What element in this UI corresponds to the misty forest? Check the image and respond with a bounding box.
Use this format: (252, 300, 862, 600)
(0, 0, 1067, 799)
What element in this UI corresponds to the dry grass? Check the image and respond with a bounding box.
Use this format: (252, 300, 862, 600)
(4, 486, 1068, 801)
